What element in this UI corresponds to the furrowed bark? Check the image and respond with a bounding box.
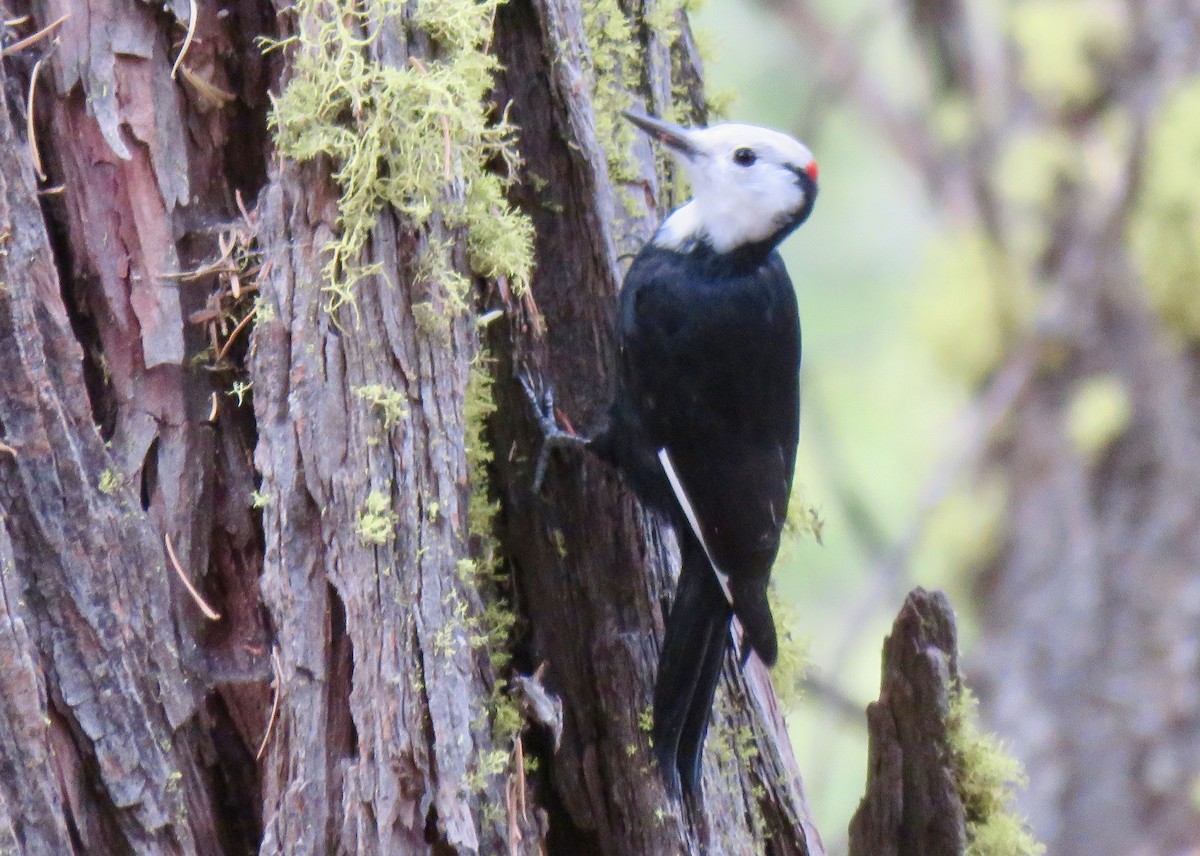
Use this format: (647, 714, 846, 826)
(848, 589, 966, 856)
(0, 0, 971, 852)
(486, 2, 824, 854)
(0, 31, 228, 856)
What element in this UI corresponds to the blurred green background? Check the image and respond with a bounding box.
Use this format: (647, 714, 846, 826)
(693, 0, 972, 848)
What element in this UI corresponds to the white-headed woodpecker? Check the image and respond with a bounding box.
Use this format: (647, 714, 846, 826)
(530, 113, 817, 796)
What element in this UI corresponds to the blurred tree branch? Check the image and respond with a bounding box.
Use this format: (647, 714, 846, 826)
(758, 0, 1200, 853)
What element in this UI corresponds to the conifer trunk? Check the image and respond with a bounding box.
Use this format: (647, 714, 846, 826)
(0, 0, 834, 852)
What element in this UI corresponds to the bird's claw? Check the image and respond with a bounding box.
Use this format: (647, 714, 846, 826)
(519, 370, 587, 493)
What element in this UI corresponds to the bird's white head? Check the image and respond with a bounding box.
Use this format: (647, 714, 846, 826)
(625, 113, 818, 256)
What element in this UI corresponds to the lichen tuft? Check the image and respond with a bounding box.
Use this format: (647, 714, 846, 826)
(765, 588, 810, 711)
(947, 686, 1045, 856)
(353, 383, 409, 429)
(267, 0, 533, 317)
(356, 490, 398, 546)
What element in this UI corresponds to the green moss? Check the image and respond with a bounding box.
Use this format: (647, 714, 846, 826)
(353, 383, 409, 429)
(704, 86, 735, 120)
(707, 707, 733, 766)
(481, 802, 505, 826)
(1130, 78, 1200, 343)
(465, 747, 510, 793)
(916, 230, 1036, 386)
(250, 489, 270, 509)
(465, 173, 534, 294)
(733, 724, 759, 761)
(579, 0, 693, 213)
(267, 0, 532, 316)
(771, 484, 819, 712)
(356, 490, 398, 546)
(251, 294, 275, 324)
(1065, 374, 1131, 457)
(947, 687, 1045, 856)
(1009, 0, 1126, 108)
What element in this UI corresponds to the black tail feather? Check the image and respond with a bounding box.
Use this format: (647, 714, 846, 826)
(652, 534, 733, 796)
(675, 608, 728, 791)
(730, 577, 778, 667)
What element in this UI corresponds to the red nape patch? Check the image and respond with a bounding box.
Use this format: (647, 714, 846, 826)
(805, 161, 819, 182)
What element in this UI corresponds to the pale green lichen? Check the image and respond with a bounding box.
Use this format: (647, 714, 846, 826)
(580, 0, 695, 213)
(770, 483, 820, 711)
(765, 589, 810, 712)
(784, 480, 825, 546)
(267, 0, 533, 316)
(461, 352, 525, 762)
(353, 383, 409, 429)
(464, 352, 500, 548)
(356, 490, 398, 545)
(1130, 78, 1200, 343)
(581, 2, 642, 188)
(1065, 374, 1131, 457)
(98, 468, 123, 496)
(228, 380, 252, 407)
(1009, 0, 1127, 108)
(250, 489, 270, 509)
(948, 686, 1045, 856)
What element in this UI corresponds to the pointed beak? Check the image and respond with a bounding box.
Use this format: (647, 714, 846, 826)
(622, 111, 700, 160)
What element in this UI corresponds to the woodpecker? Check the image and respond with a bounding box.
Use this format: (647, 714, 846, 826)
(529, 112, 817, 796)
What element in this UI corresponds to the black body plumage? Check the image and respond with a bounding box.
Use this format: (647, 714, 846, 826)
(589, 232, 805, 795)
(524, 112, 819, 795)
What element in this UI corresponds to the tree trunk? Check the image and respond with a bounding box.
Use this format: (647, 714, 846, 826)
(0, 0, 845, 852)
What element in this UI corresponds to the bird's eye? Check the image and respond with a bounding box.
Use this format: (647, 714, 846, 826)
(733, 147, 757, 167)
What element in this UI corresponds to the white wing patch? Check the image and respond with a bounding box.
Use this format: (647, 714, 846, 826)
(658, 448, 733, 607)
(658, 448, 747, 658)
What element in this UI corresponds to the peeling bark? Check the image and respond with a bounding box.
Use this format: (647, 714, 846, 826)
(0, 41, 224, 856)
(0, 0, 270, 850)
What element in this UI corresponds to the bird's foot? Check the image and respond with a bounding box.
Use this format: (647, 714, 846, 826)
(519, 371, 588, 493)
